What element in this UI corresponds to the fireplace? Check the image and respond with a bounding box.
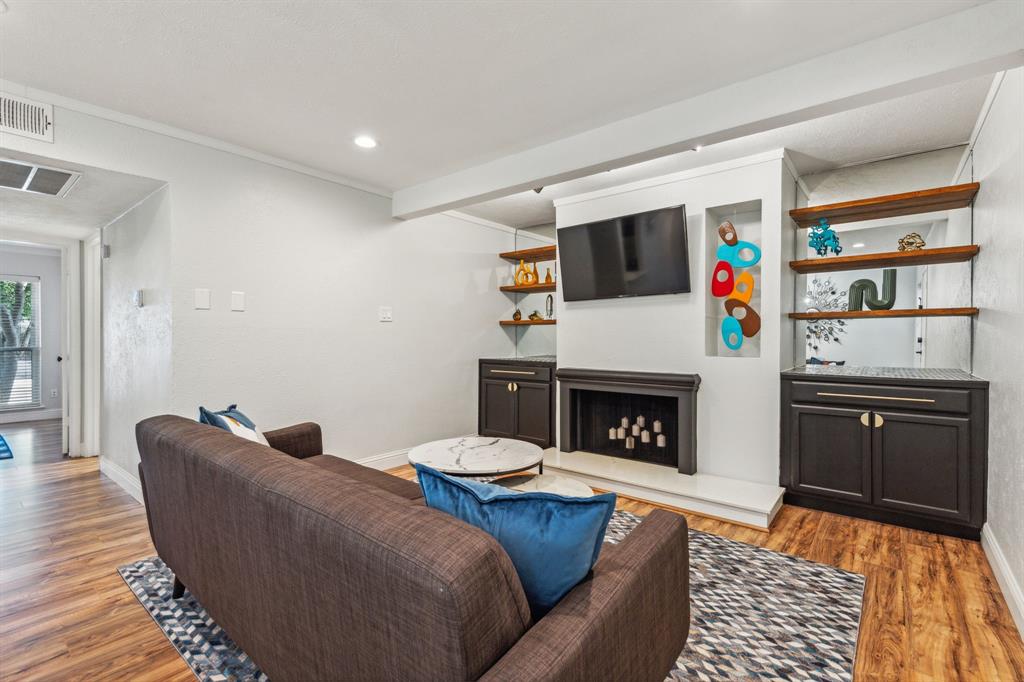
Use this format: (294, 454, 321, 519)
(557, 368, 700, 474)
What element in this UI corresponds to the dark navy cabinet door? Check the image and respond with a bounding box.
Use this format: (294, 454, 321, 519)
(790, 404, 872, 503)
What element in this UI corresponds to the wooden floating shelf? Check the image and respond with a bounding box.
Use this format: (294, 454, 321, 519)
(790, 245, 980, 274)
(499, 245, 557, 263)
(500, 282, 557, 294)
(789, 182, 980, 229)
(499, 319, 557, 326)
(789, 307, 979, 320)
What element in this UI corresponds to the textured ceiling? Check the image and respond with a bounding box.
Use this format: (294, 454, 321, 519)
(0, 151, 165, 240)
(0, 0, 983, 193)
(460, 75, 992, 228)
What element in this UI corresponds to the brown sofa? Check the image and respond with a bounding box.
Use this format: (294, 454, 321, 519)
(136, 415, 690, 681)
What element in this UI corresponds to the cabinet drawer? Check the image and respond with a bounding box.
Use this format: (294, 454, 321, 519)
(481, 364, 551, 382)
(790, 381, 970, 414)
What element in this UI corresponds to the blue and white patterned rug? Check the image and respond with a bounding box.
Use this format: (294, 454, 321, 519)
(119, 511, 864, 681)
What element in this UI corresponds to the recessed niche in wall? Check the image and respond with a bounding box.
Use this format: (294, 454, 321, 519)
(705, 200, 763, 358)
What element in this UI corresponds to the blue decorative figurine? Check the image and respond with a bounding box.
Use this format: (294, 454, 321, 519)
(808, 218, 842, 257)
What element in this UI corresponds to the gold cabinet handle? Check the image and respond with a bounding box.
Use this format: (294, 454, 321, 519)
(860, 412, 870, 427)
(507, 382, 513, 392)
(491, 369, 536, 376)
(817, 391, 935, 404)
(874, 413, 884, 428)
(512, 382, 519, 392)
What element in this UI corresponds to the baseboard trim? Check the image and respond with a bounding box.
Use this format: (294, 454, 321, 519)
(0, 408, 62, 424)
(355, 434, 477, 472)
(356, 448, 413, 471)
(99, 456, 144, 505)
(982, 523, 1024, 638)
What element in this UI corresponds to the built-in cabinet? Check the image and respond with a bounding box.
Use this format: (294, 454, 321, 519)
(479, 358, 556, 448)
(780, 368, 988, 538)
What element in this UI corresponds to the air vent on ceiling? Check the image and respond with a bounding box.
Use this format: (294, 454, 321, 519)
(0, 92, 54, 142)
(0, 158, 80, 197)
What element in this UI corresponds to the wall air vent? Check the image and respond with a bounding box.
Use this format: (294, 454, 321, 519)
(0, 158, 81, 197)
(0, 92, 54, 142)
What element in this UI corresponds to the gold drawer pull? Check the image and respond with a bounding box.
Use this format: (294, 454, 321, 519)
(490, 369, 536, 375)
(817, 391, 935, 404)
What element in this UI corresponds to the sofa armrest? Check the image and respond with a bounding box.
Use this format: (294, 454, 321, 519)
(479, 509, 689, 682)
(263, 422, 323, 459)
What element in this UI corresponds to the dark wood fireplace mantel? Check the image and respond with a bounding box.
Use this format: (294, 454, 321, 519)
(556, 368, 701, 474)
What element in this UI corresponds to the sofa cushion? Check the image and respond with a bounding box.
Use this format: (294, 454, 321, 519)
(306, 454, 423, 500)
(415, 463, 617, 619)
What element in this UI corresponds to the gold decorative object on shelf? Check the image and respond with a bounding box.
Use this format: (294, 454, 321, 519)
(515, 259, 537, 285)
(512, 308, 522, 321)
(528, 310, 543, 321)
(544, 268, 553, 284)
(897, 232, 927, 251)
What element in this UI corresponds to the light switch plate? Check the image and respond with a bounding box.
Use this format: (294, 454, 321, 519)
(378, 306, 393, 322)
(194, 288, 211, 310)
(231, 291, 245, 312)
(132, 289, 144, 308)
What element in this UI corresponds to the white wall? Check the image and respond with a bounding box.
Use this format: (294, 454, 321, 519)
(0, 244, 63, 421)
(2, 101, 528, 479)
(101, 188, 172, 475)
(800, 146, 966, 204)
(554, 152, 793, 486)
(963, 68, 1024, 635)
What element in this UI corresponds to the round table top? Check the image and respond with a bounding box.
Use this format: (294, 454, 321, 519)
(407, 436, 543, 476)
(495, 474, 594, 498)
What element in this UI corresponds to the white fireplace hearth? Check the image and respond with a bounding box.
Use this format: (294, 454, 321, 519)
(542, 449, 783, 529)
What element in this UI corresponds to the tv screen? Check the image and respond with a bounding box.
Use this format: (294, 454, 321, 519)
(557, 205, 690, 302)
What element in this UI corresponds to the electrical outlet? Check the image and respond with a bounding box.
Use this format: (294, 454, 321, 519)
(50, 389, 58, 398)
(378, 306, 393, 322)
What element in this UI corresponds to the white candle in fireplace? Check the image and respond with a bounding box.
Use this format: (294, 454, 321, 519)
(609, 427, 617, 440)
(617, 426, 626, 439)
(641, 430, 651, 443)
(657, 434, 667, 447)
(653, 420, 662, 434)
(620, 417, 629, 428)
(625, 436, 635, 449)
(637, 415, 646, 427)
(631, 424, 640, 436)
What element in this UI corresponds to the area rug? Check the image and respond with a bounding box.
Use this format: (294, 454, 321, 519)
(0, 434, 12, 460)
(119, 510, 864, 682)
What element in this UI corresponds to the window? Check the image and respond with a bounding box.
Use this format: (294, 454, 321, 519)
(0, 275, 41, 410)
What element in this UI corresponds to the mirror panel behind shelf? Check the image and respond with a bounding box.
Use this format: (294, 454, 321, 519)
(800, 209, 972, 370)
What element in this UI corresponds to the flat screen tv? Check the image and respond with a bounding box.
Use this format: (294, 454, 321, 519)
(557, 205, 690, 302)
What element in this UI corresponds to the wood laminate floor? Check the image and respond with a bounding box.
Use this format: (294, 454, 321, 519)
(0, 423, 1021, 680)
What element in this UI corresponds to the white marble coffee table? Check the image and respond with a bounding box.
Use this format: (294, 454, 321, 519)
(494, 474, 594, 497)
(407, 436, 544, 476)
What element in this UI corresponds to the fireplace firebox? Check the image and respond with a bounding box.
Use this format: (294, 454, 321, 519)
(557, 368, 700, 474)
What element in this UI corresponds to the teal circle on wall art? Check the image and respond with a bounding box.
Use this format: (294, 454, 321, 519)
(721, 316, 743, 350)
(716, 241, 762, 268)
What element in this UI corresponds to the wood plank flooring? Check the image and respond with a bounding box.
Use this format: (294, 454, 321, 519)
(0, 423, 1020, 681)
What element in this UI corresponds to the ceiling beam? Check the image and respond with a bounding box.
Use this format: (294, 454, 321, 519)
(392, 1, 1024, 219)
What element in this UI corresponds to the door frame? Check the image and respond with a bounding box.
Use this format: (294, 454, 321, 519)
(81, 232, 102, 456)
(1, 229, 83, 456)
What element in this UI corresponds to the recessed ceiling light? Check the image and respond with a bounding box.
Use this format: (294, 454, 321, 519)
(353, 135, 378, 149)
(693, 145, 703, 152)
(852, 242, 866, 248)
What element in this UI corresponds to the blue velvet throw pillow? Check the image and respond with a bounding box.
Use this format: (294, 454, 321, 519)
(414, 463, 616, 619)
(198, 405, 268, 445)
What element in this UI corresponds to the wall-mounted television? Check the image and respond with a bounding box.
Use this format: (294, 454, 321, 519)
(557, 205, 690, 302)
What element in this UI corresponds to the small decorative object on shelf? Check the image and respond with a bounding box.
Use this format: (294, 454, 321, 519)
(897, 232, 927, 251)
(528, 310, 543, 321)
(545, 294, 554, 319)
(711, 220, 762, 351)
(515, 259, 536, 286)
(531, 263, 540, 282)
(804, 277, 847, 351)
(808, 218, 842, 257)
(544, 268, 553, 284)
(512, 308, 522, 321)
(848, 269, 897, 311)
